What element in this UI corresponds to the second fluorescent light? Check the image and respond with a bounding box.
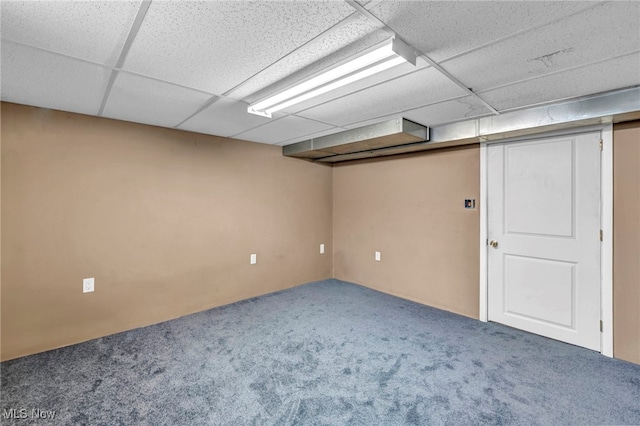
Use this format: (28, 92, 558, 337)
(247, 38, 416, 118)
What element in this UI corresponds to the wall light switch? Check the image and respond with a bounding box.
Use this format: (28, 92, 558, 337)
(320, 243, 325, 254)
(83, 277, 95, 293)
(250, 253, 257, 265)
(375, 251, 381, 262)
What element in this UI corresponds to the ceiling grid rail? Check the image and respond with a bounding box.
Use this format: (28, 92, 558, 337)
(97, 0, 152, 116)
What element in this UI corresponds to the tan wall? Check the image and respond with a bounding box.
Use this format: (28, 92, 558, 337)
(332, 146, 480, 319)
(613, 121, 640, 364)
(0, 102, 333, 361)
(0, 105, 3, 351)
(2, 102, 637, 364)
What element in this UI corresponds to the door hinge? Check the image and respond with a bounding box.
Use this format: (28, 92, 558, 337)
(600, 320, 603, 332)
(600, 229, 603, 241)
(599, 139, 603, 151)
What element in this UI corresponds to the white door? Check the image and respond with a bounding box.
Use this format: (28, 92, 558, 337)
(487, 132, 601, 351)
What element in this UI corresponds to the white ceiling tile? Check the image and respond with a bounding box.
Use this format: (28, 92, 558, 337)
(101, 72, 212, 129)
(296, 67, 468, 126)
(479, 52, 640, 111)
(229, 15, 387, 101)
(442, 2, 640, 92)
(233, 116, 335, 145)
(341, 96, 493, 130)
(0, 1, 140, 65)
(368, 1, 598, 62)
(0, 42, 110, 116)
(123, 1, 354, 95)
(403, 96, 494, 127)
(178, 98, 285, 138)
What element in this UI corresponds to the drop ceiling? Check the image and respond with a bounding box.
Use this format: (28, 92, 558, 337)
(2, 1, 639, 146)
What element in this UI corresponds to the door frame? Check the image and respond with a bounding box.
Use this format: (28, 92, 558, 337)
(479, 124, 613, 357)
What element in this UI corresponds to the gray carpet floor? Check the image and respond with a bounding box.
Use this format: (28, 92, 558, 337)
(2, 279, 640, 425)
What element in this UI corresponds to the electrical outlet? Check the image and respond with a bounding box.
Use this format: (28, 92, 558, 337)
(83, 277, 94, 293)
(250, 253, 257, 265)
(375, 251, 381, 262)
(320, 243, 325, 254)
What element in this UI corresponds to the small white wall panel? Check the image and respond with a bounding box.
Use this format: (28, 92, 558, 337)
(505, 139, 574, 237)
(505, 255, 575, 327)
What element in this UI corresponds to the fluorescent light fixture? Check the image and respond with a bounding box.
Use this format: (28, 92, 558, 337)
(248, 38, 417, 118)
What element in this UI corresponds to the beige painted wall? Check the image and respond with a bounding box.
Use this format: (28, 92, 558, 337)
(1, 103, 333, 361)
(333, 146, 480, 319)
(2, 102, 638, 364)
(613, 121, 640, 364)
